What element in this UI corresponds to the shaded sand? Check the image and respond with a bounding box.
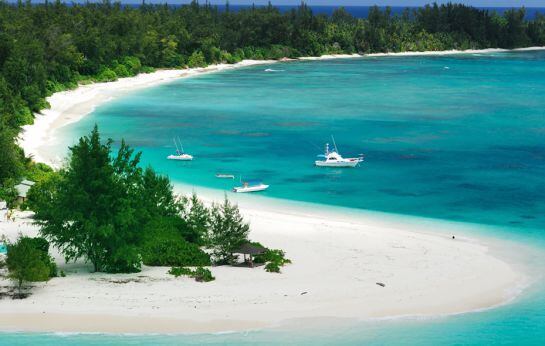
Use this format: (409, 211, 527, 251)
(0, 208, 528, 334)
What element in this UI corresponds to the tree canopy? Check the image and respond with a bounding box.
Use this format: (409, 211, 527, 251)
(27, 126, 252, 273)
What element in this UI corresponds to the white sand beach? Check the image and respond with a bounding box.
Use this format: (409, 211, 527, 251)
(0, 207, 529, 334)
(297, 46, 545, 60)
(2, 51, 537, 333)
(18, 59, 276, 168)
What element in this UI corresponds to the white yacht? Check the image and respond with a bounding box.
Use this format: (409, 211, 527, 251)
(315, 138, 363, 168)
(233, 180, 269, 193)
(167, 138, 193, 161)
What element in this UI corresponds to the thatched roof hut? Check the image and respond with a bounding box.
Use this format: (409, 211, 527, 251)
(233, 243, 266, 267)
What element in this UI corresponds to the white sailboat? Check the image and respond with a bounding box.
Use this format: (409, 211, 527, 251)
(315, 136, 364, 168)
(167, 138, 193, 161)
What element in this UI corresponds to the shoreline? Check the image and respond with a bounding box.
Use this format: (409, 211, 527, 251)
(19, 46, 545, 166)
(5, 47, 542, 334)
(0, 207, 533, 334)
(300, 46, 545, 60)
(18, 59, 277, 167)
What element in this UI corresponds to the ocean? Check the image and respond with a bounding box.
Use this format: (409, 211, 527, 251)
(16, 2, 545, 20)
(5, 50, 545, 344)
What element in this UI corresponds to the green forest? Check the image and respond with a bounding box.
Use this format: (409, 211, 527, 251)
(1, 0, 545, 190)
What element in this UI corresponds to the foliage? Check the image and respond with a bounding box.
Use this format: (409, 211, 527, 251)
(27, 126, 209, 274)
(254, 247, 292, 273)
(140, 219, 211, 267)
(254, 248, 291, 266)
(0, 179, 18, 208)
(265, 261, 280, 273)
(187, 50, 206, 68)
(193, 266, 215, 282)
(180, 192, 210, 245)
(168, 266, 194, 278)
(95, 67, 118, 82)
(5, 236, 56, 293)
(28, 127, 140, 272)
(207, 197, 250, 264)
(168, 266, 215, 282)
(0, 126, 23, 184)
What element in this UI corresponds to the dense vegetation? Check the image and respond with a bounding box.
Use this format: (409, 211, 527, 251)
(25, 126, 264, 274)
(4, 236, 57, 296)
(1, 1, 545, 192)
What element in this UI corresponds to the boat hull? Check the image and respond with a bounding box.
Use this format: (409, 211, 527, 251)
(167, 155, 193, 161)
(233, 184, 269, 193)
(315, 160, 359, 167)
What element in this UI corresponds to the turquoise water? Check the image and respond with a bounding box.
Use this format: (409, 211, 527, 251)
(7, 51, 545, 344)
(61, 50, 545, 232)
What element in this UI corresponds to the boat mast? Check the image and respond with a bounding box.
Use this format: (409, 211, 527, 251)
(177, 137, 184, 154)
(173, 138, 180, 154)
(331, 135, 339, 153)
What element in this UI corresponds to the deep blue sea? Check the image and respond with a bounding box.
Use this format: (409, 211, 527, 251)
(16, 2, 545, 20)
(4, 50, 545, 344)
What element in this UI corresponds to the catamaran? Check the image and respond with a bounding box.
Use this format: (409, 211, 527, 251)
(315, 136, 364, 168)
(233, 179, 269, 193)
(167, 138, 193, 161)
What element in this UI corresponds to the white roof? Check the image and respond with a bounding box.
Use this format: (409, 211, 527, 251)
(15, 184, 32, 198)
(0, 201, 6, 209)
(14, 179, 35, 198)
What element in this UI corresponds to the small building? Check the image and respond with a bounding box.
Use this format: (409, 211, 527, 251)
(233, 243, 266, 267)
(14, 179, 35, 205)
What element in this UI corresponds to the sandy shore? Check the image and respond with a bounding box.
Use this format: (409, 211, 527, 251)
(0, 208, 528, 334)
(4, 49, 539, 333)
(18, 60, 276, 167)
(298, 46, 545, 60)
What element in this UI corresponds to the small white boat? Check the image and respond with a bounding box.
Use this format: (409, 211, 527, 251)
(315, 137, 363, 168)
(233, 180, 269, 193)
(216, 173, 235, 179)
(167, 138, 193, 161)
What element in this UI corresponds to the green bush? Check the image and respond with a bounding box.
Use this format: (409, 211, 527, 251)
(6, 236, 57, 293)
(254, 248, 291, 266)
(95, 67, 118, 82)
(265, 262, 280, 273)
(168, 266, 215, 282)
(168, 266, 193, 278)
(121, 56, 142, 75)
(141, 236, 210, 267)
(187, 50, 206, 68)
(113, 64, 130, 78)
(253, 247, 291, 273)
(193, 267, 214, 282)
(140, 66, 155, 73)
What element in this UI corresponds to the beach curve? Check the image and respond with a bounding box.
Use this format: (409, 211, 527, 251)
(2, 51, 537, 334)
